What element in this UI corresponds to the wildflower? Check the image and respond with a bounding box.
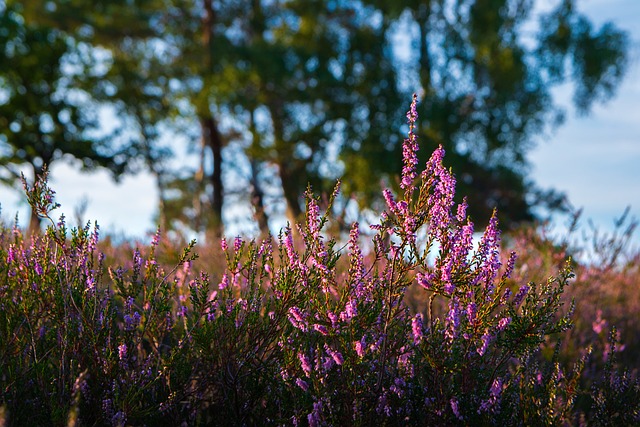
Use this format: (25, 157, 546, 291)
(592, 309, 607, 334)
(308, 401, 323, 427)
(118, 344, 127, 361)
(112, 411, 126, 427)
(416, 272, 434, 290)
(218, 273, 229, 290)
(306, 194, 321, 239)
(503, 251, 517, 279)
(497, 317, 511, 331)
(151, 227, 160, 247)
(299, 352, 312, 377)
(513, 284, 529, 306)
(450, 397, 463, 420)
(296, 378, 309, 392)
(479, 377, 504, 413)
(477, 332, 491, 356)
(401, 93, 419, 190)
(383, 188, 397, 213)
(466, 302, 477, 323)
(456, 198, 468, 223)
(324, 344, 343, 365)
(445, 298, 461, 342)
(283, 226, 297, 264)
(288, 306, 308, 331)
(411, 313, 424, 344)
(354, 337, 366, 358)
(340, 298, 357, 322)
(313, 324, 329, 335)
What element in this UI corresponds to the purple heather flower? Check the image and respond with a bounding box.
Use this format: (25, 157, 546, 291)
(234, 236, 242, 252)
(456, 198, 468, 223)
(450, 397, 463, 420)
(296, 378, 309, 392)
(401, 94, 420, 190)
(308, 401, 323, 427)
(477, 332, 491, 356)
(416, 272, 433, 290)
(441, 260, 455, 294)
(513, 284, 529, 307)
(348, 223, 365, 285)
(218, 273, 229, 290)
(503, 251, 517, 280)
(411, 313, 424, 344)
(466, 302, 477, 324)
(403, 215, 417, 244)
(283, 226, 297, 264)
(500, 288, 512, 306)
(354, 337, 366, 358)
(476, 212, 502, 288)
(592, 309, 607, 334)
(34, 261, 43, 276)
(124, 314, 134, 331)
(497, 317, 511, 332)
(340, 298, 358, 322)
(451, 221, 474, 267)
(327, 311, 339, 329)
(299, 352, 312, 377)
(306, 195, 321, 239)
(112, 411, 126, 426)
(391, 377, 406, 398)
(220, 238, 228, 251)
(288, 307, 308, 331)
(313, 324, 329, 335)
(322, 356, 335, 371)
(118, 344, 127, 361)
(383, 188, 397, 212)
(7, 245, 15, 264)
(479, 377, 504, 413)
(324, 344, 344, 365)
(151, 227, 160, 247)
(445, 298, 461, 342)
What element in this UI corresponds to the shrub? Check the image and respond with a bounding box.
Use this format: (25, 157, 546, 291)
(1, 95, 639, 425)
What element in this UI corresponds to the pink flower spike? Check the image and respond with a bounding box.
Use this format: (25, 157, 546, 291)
(401, 94, 420, 191)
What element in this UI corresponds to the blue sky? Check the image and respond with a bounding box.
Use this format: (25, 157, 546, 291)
(0, 0, 638, 245)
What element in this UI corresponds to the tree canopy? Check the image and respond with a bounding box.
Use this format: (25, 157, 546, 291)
(0, 0, 629, 235)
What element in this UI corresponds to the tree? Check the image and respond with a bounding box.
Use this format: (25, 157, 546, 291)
(0, 2, 124, 233)
(8, 0, 628, 235)
(354, 0, 629, 227)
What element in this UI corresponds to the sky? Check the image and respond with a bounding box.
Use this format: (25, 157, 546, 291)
(0, 0, 639, 246)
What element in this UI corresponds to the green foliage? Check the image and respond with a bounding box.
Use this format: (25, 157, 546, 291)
(6, 0, 627, 235)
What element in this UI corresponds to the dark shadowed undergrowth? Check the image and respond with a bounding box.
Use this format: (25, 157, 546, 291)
(1, 96, 639, 426)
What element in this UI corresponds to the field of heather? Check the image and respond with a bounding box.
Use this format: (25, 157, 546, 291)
(1, 100, 639, 426)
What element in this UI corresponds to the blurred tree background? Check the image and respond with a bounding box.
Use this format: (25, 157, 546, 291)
(0, 0, 629, 237)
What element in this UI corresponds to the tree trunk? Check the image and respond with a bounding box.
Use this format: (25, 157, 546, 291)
(417, 1, 433, 98)
(200, 116, 224, 238)
(200, 0, 224, 238)
(27, 163, 44, 236)
(249, 160, 270, 236)
(248, 111, 270, 235)
(278, 163, 303, 227)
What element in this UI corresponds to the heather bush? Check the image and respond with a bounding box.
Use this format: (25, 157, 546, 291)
(1, 95, 639, 425)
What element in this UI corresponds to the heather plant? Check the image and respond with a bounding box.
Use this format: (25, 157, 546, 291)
(1, 95, 639, 425)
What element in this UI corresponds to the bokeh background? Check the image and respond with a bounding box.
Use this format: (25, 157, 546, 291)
(0, 0, 638, 243)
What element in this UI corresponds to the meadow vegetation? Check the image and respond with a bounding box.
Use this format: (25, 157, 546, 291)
(1, 97, 639, 426)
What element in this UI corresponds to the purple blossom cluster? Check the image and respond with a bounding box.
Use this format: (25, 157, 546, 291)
(1, 95, 638, 426)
